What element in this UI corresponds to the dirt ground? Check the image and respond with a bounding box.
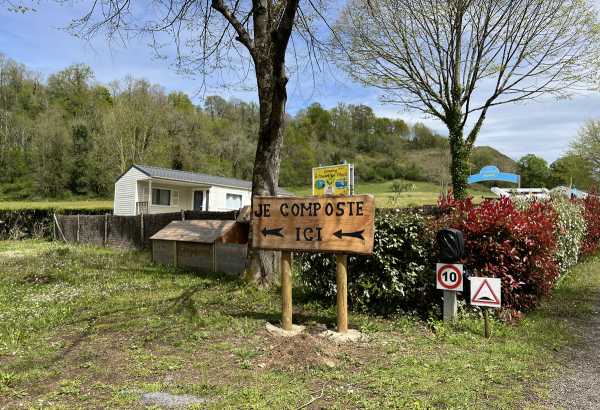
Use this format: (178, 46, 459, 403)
(547, 293, 600, 409)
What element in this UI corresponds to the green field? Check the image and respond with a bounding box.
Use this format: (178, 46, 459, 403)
(289, 179, 493, 207)
(0, 200, 113, 211)
(1, 240, 598, 408)
(0, 180, 494, 211)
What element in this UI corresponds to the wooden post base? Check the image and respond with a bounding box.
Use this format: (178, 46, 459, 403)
(336, 254, 348, 333)
(281, 251, 293, 331)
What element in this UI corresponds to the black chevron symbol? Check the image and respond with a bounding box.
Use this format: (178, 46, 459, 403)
(333, 229, 365, 240)
(261, 227, 284, 237)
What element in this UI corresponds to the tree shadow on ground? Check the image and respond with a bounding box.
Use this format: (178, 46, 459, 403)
(226, 310, 336, 328)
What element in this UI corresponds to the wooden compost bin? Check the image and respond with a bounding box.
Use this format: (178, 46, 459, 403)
(150, 220, 248, 274)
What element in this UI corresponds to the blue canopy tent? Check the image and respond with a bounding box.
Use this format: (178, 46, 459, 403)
(467, 166, 520, 186)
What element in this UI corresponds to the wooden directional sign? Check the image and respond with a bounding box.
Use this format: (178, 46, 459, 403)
(251, 195, 375, 255)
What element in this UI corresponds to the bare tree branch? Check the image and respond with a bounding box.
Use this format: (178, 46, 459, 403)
(332, 0, 600, 196)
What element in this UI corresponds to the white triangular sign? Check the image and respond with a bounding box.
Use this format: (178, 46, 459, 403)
(470, 277, 501, 308)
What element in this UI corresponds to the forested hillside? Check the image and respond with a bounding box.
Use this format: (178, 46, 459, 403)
(0, 55, 514, 199)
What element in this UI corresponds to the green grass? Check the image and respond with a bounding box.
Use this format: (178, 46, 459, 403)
(1, 241, 598, 408)
(288, 179, 493, 207)
(0, 200, 113, 211)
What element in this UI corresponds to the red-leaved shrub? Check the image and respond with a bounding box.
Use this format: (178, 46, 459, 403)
(436, 195, 558, 312)
(581, 192, 600, 257)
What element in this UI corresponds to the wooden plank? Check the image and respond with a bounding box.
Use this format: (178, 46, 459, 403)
(140, 213, 145, 247)
(173, 241, 178, 267)
(251, 195, 375, 255)
(104, 214, 108, 246)
(212, 243, 216, 273)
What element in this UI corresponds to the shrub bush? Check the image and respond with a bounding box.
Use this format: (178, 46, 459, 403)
(581, 192, 600, 257)
(514, 194, 586, 275)
(299, 210, 436, 315)
(549, 194, 586, 274)
(436, 196, 558, 312)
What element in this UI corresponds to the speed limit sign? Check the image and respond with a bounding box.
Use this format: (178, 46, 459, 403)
(436, 263, 463, 291)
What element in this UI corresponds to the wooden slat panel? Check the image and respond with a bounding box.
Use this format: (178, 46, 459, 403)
(177, 242, 213, 271)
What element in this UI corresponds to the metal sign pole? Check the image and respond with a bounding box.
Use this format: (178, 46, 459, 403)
(443, 290, 457, 323)
(484, 308, 490, 338)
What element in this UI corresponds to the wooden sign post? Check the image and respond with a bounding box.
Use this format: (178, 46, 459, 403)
(281, 251, 293, 331)
(336, 254, 349, 332)
(251, 195, 375, 334)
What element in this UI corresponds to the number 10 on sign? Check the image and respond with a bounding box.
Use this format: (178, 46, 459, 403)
(436, 263, 463, 291)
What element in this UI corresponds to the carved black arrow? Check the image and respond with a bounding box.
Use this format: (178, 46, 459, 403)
(261, 227, 284, 237)
(333, 229, 365, 240)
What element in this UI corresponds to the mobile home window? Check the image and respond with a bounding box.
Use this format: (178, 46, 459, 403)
(152, 188, 171, 206)
(226, 193, 242, 209)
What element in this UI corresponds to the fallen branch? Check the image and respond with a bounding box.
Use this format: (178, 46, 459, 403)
(296, 387, 325, 410)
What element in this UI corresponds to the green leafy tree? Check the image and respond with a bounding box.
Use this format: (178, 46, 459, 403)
(571, 120, 600, 182)
(47, 64, 94, 117)
(550, 153, 596, 190)
(32, 109, 73, 197)
(518, 154, 551, 188)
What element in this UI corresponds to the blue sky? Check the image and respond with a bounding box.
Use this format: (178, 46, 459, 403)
(2, 3, 599, 163)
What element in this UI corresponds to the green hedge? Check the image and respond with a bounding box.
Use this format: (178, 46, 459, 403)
(299, 211, 437, 315)
(299, 195, 599, 316)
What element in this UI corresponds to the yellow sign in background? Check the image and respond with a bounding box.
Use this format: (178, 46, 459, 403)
(312, 164, 353, 196)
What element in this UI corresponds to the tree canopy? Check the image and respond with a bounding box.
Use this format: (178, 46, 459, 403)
(0, 55, 455, 200)
(332, 0, 600, 198)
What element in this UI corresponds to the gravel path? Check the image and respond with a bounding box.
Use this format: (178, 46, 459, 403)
(547, 296, 600, 409)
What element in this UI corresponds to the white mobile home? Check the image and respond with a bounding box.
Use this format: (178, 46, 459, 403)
(114, 164, 268, 216)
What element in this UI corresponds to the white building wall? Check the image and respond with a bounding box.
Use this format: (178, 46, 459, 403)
(208, 185, 252, 211)
(147, 182, 195, 214)
(113, 167, 148, 216)
(114, 167, 252, 215)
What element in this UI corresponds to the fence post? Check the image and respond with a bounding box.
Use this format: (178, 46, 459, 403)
(53, 215, 56, 241)
(140, 213, 144, 249)
(76, 215, 80, 242)
(53, 214, 67, 242)
(104, 214, 108, 246)
(181, 209, 185, 221)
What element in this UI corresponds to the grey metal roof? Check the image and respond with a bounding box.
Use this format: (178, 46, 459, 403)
(134, 164, 252, 189)
(150, 220, 237, 243)
(129, 164, 294, 195)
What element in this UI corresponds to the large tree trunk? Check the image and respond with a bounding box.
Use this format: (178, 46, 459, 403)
(448, 125, 470, 200)
(244, 56, 289, 285)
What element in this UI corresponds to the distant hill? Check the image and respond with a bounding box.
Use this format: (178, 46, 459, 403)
(395, 144, 517, 190)
(472, 146, 518, 173)
(0, 53, 520, 199)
